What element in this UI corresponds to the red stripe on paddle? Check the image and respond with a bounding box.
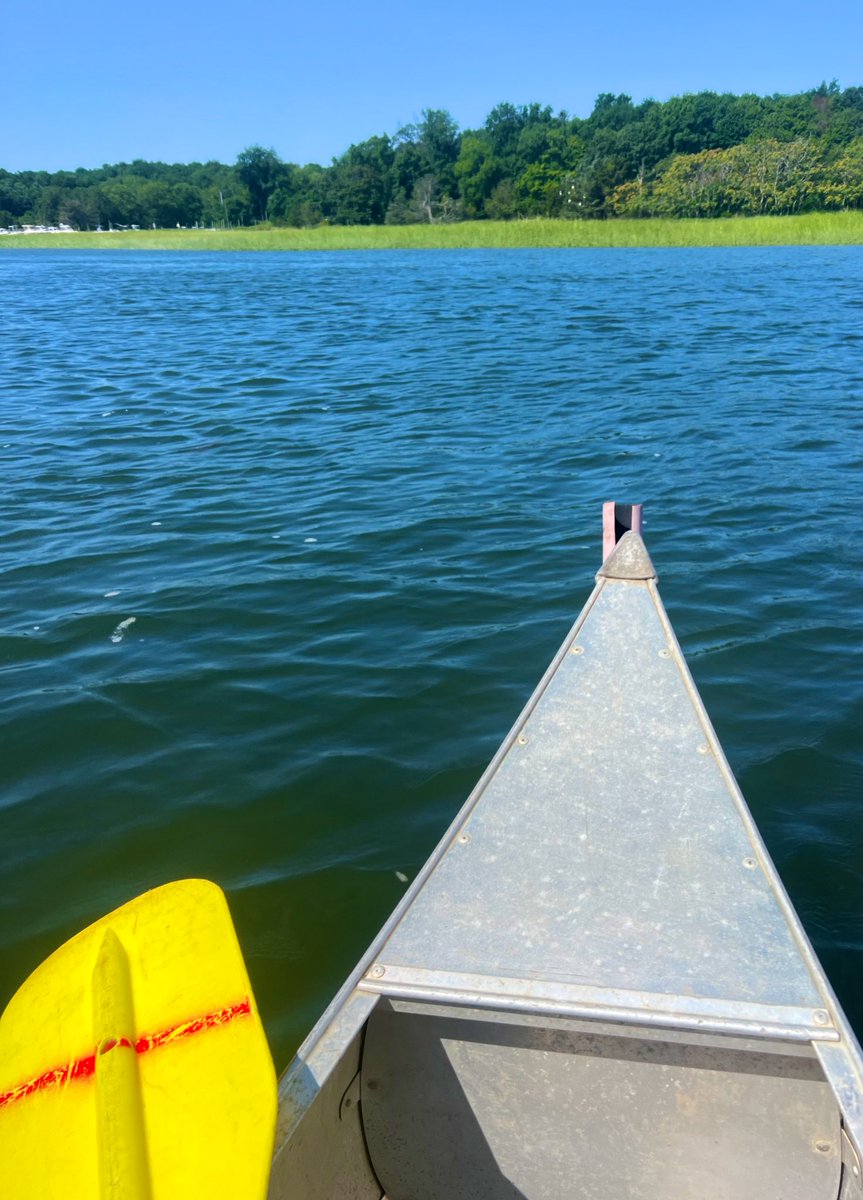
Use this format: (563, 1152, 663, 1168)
(0, 999, 251, 1111)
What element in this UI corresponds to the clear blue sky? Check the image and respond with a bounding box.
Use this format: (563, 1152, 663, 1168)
(3, 0, 861, 172)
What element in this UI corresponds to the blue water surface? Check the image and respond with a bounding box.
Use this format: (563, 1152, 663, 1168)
(1, 247, 861, 1064)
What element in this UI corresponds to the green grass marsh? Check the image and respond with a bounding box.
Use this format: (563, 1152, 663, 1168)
(4, 211, 863, 251)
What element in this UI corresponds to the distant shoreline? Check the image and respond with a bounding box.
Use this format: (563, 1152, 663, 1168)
(2, 212, 862, 251)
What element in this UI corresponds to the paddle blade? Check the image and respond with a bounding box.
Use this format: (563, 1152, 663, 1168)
(0, 880, 277, 1200)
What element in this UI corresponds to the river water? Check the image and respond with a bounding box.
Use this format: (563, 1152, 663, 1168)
(1, 247, 862, 1067)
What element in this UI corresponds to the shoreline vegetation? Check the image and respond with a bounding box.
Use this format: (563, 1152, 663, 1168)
(2, 211, 863, 250)
(3, 85, 863, 236)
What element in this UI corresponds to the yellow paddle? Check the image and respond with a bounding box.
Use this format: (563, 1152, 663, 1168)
(0, 880, 277, 1200)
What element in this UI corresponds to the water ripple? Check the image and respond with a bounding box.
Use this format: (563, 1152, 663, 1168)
(1, 247, 862, 1065)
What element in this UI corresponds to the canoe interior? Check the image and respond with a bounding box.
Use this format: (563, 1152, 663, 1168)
(270, 994, 859, 1200)
(268, 534, 863, 1199)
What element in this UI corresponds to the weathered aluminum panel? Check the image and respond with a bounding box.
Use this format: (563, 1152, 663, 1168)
(362, 553, 827, 1031)
(270, 990, 382, 1200)
(362, 1003, 841, 1200)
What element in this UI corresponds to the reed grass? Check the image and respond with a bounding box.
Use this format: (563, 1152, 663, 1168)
(4, 211, 863, 251)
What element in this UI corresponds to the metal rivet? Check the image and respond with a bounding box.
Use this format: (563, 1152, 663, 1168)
(517, 734, 528, 745)
(370, 964, 385, 979)
(658, 648, 671, 658)
(571, 645, 584, 655)
(814, 1140, 832, 1154)
(697, 743, 710, 755)
(813, 1009, 830, 1026)
(458, 832, 471, 845)
(742, 857, 757, 870)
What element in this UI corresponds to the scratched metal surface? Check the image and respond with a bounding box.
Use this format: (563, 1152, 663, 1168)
(361, 1006, 840, 1200)
(373, 572, 824, 1013)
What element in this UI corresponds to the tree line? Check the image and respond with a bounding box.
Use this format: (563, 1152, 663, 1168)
(3, 82, 863, 230)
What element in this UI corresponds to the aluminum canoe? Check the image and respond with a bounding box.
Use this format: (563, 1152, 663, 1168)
(268, 529, 863, 1200)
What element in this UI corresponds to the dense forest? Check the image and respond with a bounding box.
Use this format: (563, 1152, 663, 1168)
(4, 82, 863, 230)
